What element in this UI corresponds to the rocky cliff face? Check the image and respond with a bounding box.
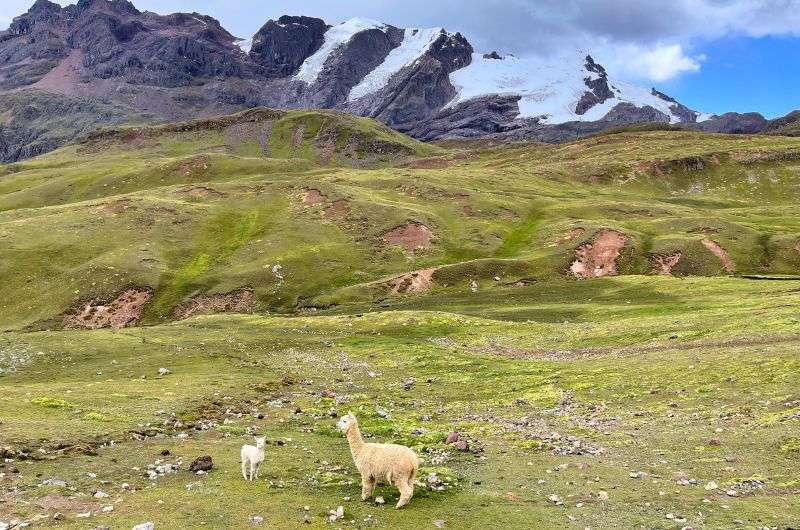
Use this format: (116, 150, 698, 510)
(0, 0, 789, 162)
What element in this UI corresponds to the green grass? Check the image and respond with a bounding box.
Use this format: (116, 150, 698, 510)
(1, 113, 800, 528)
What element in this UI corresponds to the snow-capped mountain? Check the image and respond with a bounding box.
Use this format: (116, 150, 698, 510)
(0, 1, 768, 162)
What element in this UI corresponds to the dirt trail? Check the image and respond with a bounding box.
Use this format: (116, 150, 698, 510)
(651, 252, 682, 275)
(702, 239, 735, 273)
(64, 289, 151, 329)
(479, 334, 800, 361)
(382, 223, 433, 251)
(570, 230, 626, 278)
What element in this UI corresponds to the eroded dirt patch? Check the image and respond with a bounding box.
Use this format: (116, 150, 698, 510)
(651, 252, 682, 275)
(382, 223, 433, 251)
(570, 230, 626, 279)
(323, 199, 350, 219)
(31, 49, 84, 95)
(175, 290, 254, 320)
(34, 494, 95, 513)
(702, 239, 735, 273)
(179, 186, 226, 200)
(303, 189, 326, 206)
(381, 268, 437, 294)
(63, 289, 151, 329)
(96, 198, 134, 216)
(179, 155, 209, 176)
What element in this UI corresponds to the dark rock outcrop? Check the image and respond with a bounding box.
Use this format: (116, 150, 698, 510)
(249, 16, 328, 77)
(695, 112, 769, 134)
(575, 55, 614, 115)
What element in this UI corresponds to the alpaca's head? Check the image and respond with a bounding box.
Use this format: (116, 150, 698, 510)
(336, 412, 357, 433)
(255, 436, 267, 449)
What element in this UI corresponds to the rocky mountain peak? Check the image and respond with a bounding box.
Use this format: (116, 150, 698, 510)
(72, 0, 140, 15)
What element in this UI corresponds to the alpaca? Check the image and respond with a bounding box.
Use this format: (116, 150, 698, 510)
(336, 412, 420, 509)
(240, 436, 266, 481)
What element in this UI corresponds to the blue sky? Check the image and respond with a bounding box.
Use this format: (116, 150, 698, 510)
(2, 0, 798, 118)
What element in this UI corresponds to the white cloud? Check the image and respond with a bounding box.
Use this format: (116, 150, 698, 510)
(613, 44, 704, 82)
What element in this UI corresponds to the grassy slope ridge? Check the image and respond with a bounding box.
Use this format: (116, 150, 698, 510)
(2, 117, 800, 330)
(1, 113, 800, 528)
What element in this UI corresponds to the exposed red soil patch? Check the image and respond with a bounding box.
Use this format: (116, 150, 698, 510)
(462, 205, 475, 216)
(323, 199, 350, 219)
(702, 239, 735, 273)
(179, 155, 209, 176)
(303, 189, 326, 206)
(651, 252, 682, 275)
(555, 227, 585, 246)
(179, 186, 226, 199)
(175, 290, 254, 320)
(570, 230, 626, 279)
(31, 49, 85, 95)
(381, 268, 437, 294)
(382, 223, 433, 251)
(96, 198, 134, 216)
(64, 289, 151, 330)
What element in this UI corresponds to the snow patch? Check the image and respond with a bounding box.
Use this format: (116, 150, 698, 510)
(235, 38, 253, 54)
(348, 27, 443, 101)
(295, 17, 387, 85)
(448, 51, 697, 124)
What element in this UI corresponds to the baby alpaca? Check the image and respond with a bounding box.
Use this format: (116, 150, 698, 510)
(240, 436, 266, 481)
(337, 412, 420, 509)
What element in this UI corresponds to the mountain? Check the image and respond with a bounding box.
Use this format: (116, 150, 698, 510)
(0, 0, 792, 162)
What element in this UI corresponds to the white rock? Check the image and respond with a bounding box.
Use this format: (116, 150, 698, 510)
(76, 512, 92, 518)
(250, 515, 264, 525)
(133, 523, 155, 530)
(375, 496, 385, 505)
(548, 494, 563, 505)
(598, 491, 609, 501)
(705, 481, 718, 491)
(102, 506, 114, 513)
(93, 490, 109, 498)
(158, 368, 170, 376)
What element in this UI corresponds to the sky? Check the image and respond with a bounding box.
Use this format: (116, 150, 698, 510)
(1, 0, 799, 117)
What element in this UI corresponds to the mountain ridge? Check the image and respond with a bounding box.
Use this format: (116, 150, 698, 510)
(0, 0, 793, 162)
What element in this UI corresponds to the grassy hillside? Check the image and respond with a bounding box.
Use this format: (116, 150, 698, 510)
(1, 111, 800, 528)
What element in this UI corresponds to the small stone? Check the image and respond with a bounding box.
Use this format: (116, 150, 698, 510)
(726, 489, 738, 497)
(158, 368, 170, 376)
(160, 449, 171, 456)
(93, 490, 109, 498)
(705, 481, 718, 491)
(445, 432, 460, 444)
(454, 440, 470, 452)
(101, 506, 114, 513)
(548, 494, 563, 505)
(53, 513, 65, 521)
(433, 520, 446, 528)
(189, 456, 213, 473)
(598, 491, 609, 501)
(708, 438, 722, 446)
(133, 524, 155, 530)
(250, 515, 264, 525)
(375, 496, 385, 505)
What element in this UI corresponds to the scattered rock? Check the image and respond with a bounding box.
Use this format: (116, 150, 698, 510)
(445, 432, 460, 444)
(433, 520, 446, 528)
(375, 496, 385, 505)
(454, 440, 470, 452)
(250, 515, 264, 525)
(189, 455, 213, 473)
(158, 367, 170, 376)
(705, 481, 718, 491)
(63, 289, 151, 330)
(133, 524, 155, 530)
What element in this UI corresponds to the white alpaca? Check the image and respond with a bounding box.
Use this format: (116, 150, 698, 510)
(241, 436, 266, 481)
(336, 412, 420, 509)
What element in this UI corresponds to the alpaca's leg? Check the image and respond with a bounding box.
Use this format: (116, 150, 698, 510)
(361, 474, 376, 501)
(395, 479, 413, 509)
(249, 462, 255, 481)
(255, 462, 260, 479)
(241, 459, 248, 481)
